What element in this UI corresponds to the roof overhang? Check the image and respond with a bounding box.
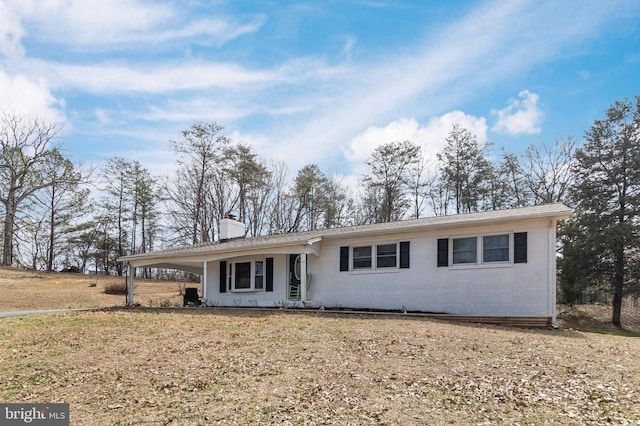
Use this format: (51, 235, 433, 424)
(123, 237, 322, 274)
(120, 204, 572, 274)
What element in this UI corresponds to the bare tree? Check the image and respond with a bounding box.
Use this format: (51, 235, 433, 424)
(265, 161, 293, 233)
(407, 152, 434, 218)
(437, 125, 492, 214)
(35, 153, 89, 271)
(497, 150, 530, 208)
(520, 136, 576, 205)
(167, 122, 230, 244)
(0, 112, 64, 266)
(361, 140, 421, 223)
(168, 122, 229, 244)
(224, 144, 269, 227)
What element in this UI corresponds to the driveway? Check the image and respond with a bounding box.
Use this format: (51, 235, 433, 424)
(0, 309, 88, 318)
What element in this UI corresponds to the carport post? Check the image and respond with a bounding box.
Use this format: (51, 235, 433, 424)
(202, 261, 208, 301)
(126, 263, 135, 306)
(300, 253, 307, 302)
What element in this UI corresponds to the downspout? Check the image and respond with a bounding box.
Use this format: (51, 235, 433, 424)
(126, 263, 135, 306)
(548, 218, 558, 327)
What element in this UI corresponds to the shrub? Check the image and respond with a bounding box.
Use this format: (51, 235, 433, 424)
(103, 282, 128, 295)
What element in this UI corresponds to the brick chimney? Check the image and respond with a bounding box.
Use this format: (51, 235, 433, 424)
(219, 214, 245, 241)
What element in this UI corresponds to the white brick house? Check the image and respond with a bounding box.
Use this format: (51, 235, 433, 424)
(120, 204, 572, 324)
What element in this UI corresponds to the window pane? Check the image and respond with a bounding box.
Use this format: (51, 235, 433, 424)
(353, 246, 372, 269)
(235, 262, 251, 289)
(453, 237, 477, 264)
(294, 255, 301, 280)
(353, 246, 372, 257)
(376, 243, 397, 268)
(483, 235, 509, 262)
(255, 275, 263, 289)
(255, 261, 264, 289)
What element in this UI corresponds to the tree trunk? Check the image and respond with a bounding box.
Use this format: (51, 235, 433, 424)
(611, 244, 624, 327)
(47, 187, 56, 272)
(2, 192, 16, 266)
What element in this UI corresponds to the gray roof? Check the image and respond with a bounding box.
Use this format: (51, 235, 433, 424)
(120, 203, 572, 265)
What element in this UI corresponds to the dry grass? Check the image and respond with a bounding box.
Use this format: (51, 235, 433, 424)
(1, 310, 640, 425)
(557, 303, 640, 335)
(0, 266, 185, 310)
(1, 267, 640, 424)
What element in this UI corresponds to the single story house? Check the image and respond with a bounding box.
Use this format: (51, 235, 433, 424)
(120, 203, 572, 325)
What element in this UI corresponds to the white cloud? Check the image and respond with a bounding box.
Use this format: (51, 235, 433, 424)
(337, 111, 488, 192)
(266, 0, 624, 173)
(1, 0, 263, 51)
(141, 99, 251, 123)
(42, 61, 279, 94)
(421, 111, 489, 152)
(0, 1, 25, 57)
(342, 35, 356, 59)
(491, 90, 544, 135)
(0, 70, 65, 123)
(94, 108, 111, 125)
(343, 118, 423, 164)
(343, 112, 488, 166)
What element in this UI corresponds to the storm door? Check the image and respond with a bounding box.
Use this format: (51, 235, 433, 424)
(288, 254, 301, 301)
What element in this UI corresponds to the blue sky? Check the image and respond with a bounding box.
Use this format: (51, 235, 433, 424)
(1, 0, 639, 182)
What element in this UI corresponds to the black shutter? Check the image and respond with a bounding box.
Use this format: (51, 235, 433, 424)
(339, 246, 349, 271)
(219, 260, 227, 293)
(400, 241, 410, 268)
(266, 257, 274, 292)
(514, 232, 527, 263)
(437, 238, 449, 267)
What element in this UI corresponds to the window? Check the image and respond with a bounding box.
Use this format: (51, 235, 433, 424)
(438, 232, 526, 267)
(376, 243, 397, 268)
(483, 234, 509, 262)
(452, 237, 477, 264)
(235, 262, 251, 289)
(226, 259, 268, 292)
(255, 260, 264, 289)
(353, 246, 372, 269)
(339, 242, 409, 271)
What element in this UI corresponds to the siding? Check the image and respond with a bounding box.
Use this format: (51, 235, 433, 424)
(307, 219, 551, 316)
(203, 218, 554, 316)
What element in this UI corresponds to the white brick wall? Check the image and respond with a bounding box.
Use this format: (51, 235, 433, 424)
(204, 217, 556, 317)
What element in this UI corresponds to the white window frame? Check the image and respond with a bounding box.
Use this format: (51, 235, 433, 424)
(255, 260, 264, 290)
(352, 245, 373, 270)
(351, 243, 399, 271)
(482, 234, 511, 263)
(450, 234, 513, 267)
(452, 236, 478, 265)
(228, 258, 266, 292)
(376, 243, 398, 268)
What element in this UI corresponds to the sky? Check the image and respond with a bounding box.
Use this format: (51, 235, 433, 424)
(1, 0, 639, 184)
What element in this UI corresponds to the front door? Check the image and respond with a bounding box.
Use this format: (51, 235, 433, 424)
(288, 254, 301, 300)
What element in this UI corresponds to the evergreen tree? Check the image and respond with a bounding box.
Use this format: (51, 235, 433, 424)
(564, 96, 640, 327)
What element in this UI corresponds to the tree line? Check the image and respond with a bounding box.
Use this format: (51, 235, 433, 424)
(1, 95, 638, 326)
